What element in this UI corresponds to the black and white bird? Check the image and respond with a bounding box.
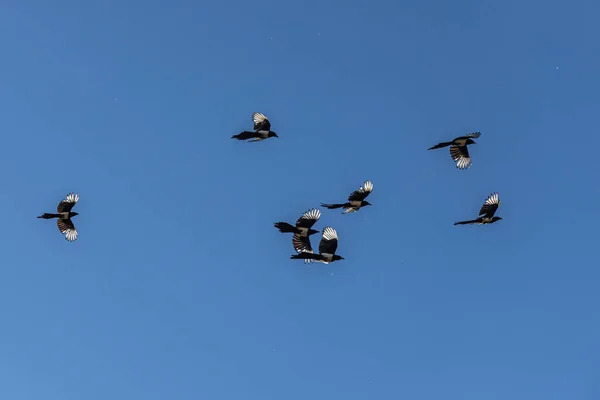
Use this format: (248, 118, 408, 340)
(290, 226, 344, 264)
(454, 192, 502, 225)
(37, 192, 80, 241)
(321, 180, 373, 214)
(231, 112, 279, 142)
(274, 208, 320, 238)
(428, 132, 481, 170)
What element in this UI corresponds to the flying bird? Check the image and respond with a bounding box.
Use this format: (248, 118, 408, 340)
(37, 192, 80, 241)
(428, 132, 481, 169)
(454, 192, 502, 225)
(232, 112, 279, 142)
(290, 226, 344, 264)
(321, 180, 373, 214)
(274, 208, 320, 237)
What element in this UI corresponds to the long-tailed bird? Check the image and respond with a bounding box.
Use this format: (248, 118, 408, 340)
(454, 192, 502, 225)
(428, 132, 481, 169)
(290, 226, 344, 264)
(37, 193, 80, 241)
(321, 180, 373, 214)
(231, 112, 279, 142)
(274, 208, 320, 238)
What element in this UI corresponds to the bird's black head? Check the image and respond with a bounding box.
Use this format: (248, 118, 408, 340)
(362, 201, 372, 207)
(71, 212, 79, 217)
(333, 255, 345, 261)
(308, 229, 320, 236)
(466, 138, 476, 145)
(269, 131, 279, 138)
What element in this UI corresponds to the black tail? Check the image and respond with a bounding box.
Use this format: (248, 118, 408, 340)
(232, 131, 257, 141)
(453, 219, 477, 225)
(321, 203, 345, 210)
(274, 222, 300, 234)
(428, 141, 452, 150)
(290, 253, 318, 260)
(37, 213, 59, 219)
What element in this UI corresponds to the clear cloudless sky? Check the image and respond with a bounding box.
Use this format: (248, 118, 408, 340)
(1, 0, 599, 399)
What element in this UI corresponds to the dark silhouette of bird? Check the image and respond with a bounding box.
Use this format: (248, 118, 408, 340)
(274, 208, 320, 237)
(37, 193, 80, 241)
(428, 132, 481, 169)
(454, 192, 502, 225)
(290, 226, 344, 264)
(321, 180, 373, 214)
(231, 112, 279, 142)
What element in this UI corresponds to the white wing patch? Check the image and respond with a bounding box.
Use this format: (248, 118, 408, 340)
(65, 193, 79, 204)
(485, 192, 500, 206)
(252, 112, 268, 125)
(466, 131, 481, 139)
(359, 180, 373, 194)
(300, 208, 321, 221)
(57, 219, 78, 242)
(342, 207, 358, 214)
(456, 156, 471, 170)
(322, 226, 338, 241)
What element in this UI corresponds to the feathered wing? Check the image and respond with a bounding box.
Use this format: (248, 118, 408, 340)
(348, 180, 373, 202)
(57, 193, 79, 213)
(318, 227, 339, 255)
(465, 131, 481, 139)
(449, 145, 472, 169)
(292, 234, 314, 264)
(252, 112, 271, 131)
(295, 208, 320, 229)
(57, 218, 78, 241)
(479, 192, 500, 218)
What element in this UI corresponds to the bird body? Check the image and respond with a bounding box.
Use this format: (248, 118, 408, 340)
(322, 180, 373, 214)
(37, 193, 80, 241)
(232, 112, 279, 142)
(454, 192, 502, 226)
(429, 132, 481, 169)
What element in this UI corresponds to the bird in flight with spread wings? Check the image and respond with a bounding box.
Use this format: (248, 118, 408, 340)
(37, 192, 80, 241)
(290, 226, 344, 264)
(231, 112, 279, 142)
(428, 131, 481, 170)
(321, 180, 373, 214)
(454, 192, 503, 225)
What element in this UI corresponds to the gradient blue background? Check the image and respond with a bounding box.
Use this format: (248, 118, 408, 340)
(1, 1, 599, 399)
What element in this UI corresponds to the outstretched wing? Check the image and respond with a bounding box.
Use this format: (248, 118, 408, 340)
(479, 192, 500, 218)
(57, 218, 78, 241)
(292, 233, 314, 264)
(449, 145, 472, 170)
(318, 226, 338, 255)
(57, 192, 79, 213)
(295, 208, 320, 229)
(348, 180, 373, 202)
(465, 131, 481, 139)
(252, 112, 271, 131)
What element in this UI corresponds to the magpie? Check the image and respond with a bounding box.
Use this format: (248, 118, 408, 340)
(231, 112, 279, 142)
(428, 132, 481, 170)
(454, 192, 502, 225)
(321, 180, 373, 214)
(274, 208, 320, 237)
(37, 192, 80, 241)
(290, 226, 344, 264)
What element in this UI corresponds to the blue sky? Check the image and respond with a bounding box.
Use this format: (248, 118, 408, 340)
(1, 0, 599, 399)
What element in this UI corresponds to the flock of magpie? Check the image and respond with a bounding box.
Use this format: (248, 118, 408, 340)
(36, 112, 503, 258)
